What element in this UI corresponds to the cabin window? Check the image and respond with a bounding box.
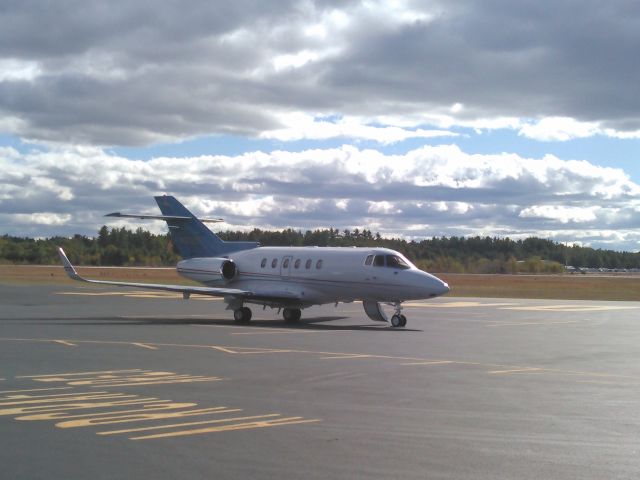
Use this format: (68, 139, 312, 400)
(271, 258, 278, 268)
(261, 258, 267, 268)
(305, 259, 312, 269)
(294, 259, 301, 269)
(373, 255, 385, 267)
(316, 259, 323, 269)
(364, 254, 373, 266)
(386, 255, 410, 270)
(283, 258, 290, 269)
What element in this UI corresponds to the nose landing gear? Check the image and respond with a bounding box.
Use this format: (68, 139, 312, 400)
(390, 302, 407, 328)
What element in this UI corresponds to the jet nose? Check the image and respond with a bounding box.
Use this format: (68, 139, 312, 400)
(430, 278, 450, 296)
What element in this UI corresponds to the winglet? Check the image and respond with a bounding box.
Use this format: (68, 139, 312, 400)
(57, 247, 85, 282)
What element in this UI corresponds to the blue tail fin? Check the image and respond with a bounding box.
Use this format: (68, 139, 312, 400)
(154, 196, 258, 258)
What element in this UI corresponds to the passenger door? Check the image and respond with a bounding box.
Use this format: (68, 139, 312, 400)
(280, 256, 293, 277)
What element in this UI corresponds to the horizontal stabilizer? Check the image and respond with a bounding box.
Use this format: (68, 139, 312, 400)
(105, 212, 224, 223)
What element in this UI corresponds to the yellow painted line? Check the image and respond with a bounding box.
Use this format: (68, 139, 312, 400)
(196, 324, 326, 334)
(405, 301, 518, 308)
(0, 387, 73, 394)
(400, 360, 455, 366)
(21, 402, 203, 422)
(53, 340, 77, 347)
(0, 392, 141, 406)
(18, 369, 145, 378)
(56, 407, 243, 428)
(132, 343, 158, 350)
(130, 416, 321, 440)
(488, 368, 545, 375)
(211, 346, 239, 354)
(575, 380, 640, 386)
(502, 305, 639, 312)
(57, 292, 129, 296)
(320, 354, 374, 360)
(98, 414, 281, 435)
(85, 377, 222, 388)
(3, 337, 639, 382)
(486, 320, 581, 327)
(231, 331, 285, 336)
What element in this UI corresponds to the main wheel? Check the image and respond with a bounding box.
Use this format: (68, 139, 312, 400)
(234, 307, 252, 323)
(283, 308, 302, 323)
(399, 314, 407, 327)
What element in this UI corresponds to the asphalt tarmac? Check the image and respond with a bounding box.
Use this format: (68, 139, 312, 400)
(1, 283, 640, 479)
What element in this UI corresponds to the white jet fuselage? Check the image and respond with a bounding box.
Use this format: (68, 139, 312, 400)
(177, 246, 450, 308)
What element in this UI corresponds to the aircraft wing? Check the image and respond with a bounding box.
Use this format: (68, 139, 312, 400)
(58, 247, 248, 297)
(57, 247, 302, 305)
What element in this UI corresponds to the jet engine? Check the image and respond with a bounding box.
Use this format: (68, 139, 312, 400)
(177, 257, 238, 284)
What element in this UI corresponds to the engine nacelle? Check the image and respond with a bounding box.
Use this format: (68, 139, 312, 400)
(177, 257, 238, 284)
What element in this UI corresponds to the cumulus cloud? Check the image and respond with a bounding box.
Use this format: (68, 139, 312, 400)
(1, 0, 640, 145)
(1, 144, 638, 251)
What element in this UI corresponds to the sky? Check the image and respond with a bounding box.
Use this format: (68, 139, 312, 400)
(1, 0, 639, 252)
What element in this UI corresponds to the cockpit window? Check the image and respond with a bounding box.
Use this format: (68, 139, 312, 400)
(364, 255, 373, 266)
(373, 255, 385, 267)
(386, 255, 410, 269)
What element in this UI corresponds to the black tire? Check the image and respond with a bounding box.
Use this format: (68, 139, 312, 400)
(390, 314, 402, 328)
(234, 307, 252, 323)
(283, 308, 302, 323)
(399, 315, 407, 327)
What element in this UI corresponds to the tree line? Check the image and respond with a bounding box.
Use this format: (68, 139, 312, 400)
(1, 226, 639, 274)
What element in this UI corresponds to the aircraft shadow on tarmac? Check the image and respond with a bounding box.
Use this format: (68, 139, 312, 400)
(21, 316, 422, 332)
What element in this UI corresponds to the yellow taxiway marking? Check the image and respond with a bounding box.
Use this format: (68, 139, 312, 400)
(55, 407, 243, 428)
(405, 301, 518, 308)
(53, 340, 77, 347)
(58, 292, 129, 296)
(486, 320, 582, 327)
(400, 360, 455, 366)
(132, 343, 157, 350)
(488, 367, 545, 375)
(321, 354, 374, 360)
(195, 324, 328, 334)
(3, 337, 639, 382)
(211, 346, 239, 354)
(18, 369, 144, 379)
(97, 413, 281, 436)
(502, 305, 639, 312)
(0, 387, 73, 394)
(130, 416, 322, 440)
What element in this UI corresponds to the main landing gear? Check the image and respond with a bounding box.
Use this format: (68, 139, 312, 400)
(233, 306, 302, 324)
(282, 308, 302, 323)
(233, 307, 252, 323)
(390, 302, 407, 328)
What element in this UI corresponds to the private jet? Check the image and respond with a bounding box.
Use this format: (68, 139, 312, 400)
(58, 196, 450, 328)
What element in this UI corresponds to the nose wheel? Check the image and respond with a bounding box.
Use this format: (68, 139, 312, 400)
(390, 302, 407, 328)
(390, 314, 407, 328)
